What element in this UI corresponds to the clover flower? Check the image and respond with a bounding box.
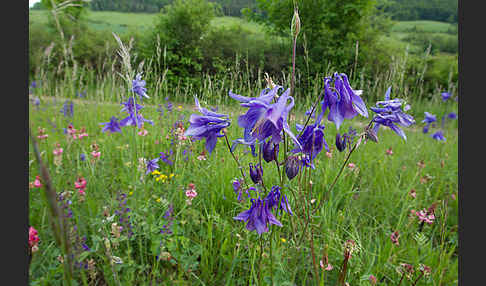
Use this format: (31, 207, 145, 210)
(370, 86, 415, 140)
(233, 198, 282, 235)
(29, 226, 40, 253)
(390, 231, 400, 245)
(100, 116, 122, 133)
(184, 97, 230, 154)
(320, 73, 368, 130)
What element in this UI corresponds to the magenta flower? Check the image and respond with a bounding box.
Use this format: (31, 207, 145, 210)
(390, 231, 400, 245)
(416, 208, 435, 224)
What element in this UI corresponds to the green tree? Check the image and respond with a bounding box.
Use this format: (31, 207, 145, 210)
(244, 0, 387, 75)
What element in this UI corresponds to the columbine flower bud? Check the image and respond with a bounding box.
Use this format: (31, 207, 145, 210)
(335, 133, 346, 152)
(263, 141, 278, 163)
(285, 156, 300, 180)
(249, 163, 263, 184)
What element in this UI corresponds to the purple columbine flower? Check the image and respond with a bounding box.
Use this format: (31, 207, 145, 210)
(119, 97, 153, 128)
(447, 112, 457, 120)
(320, 73, 368, 130)
(441, 92, 452, 101)
(422, 112, 437, 134)
(305, 107, 316, 119)
(132, 73, 149, 99)
(100, 116, 122, 133)
(233, 198, 282, 235)
(294, 116, 329, 161)
(431, 130, 446, 141)
(184, 97, 231, 154)
(60, 100, 74, 117)
(370, 86, 415, 140)
(249, 163, 263, 184)
(229, 86, 301, 149)
(30, 81, 37, 88)
(80, 153, 86, 161)
(146, 158, 160, 174)
(265, 185, 293, 215)
(285, 156, 301, 180)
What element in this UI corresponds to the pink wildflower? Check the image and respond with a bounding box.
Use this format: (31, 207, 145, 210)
(416, 208, 435, 224)
(138, 129, 148, 136)
(91, 151, 101, 158)
(369, 275, 377, 285)
(29, 226, 40, 253)
(325, 151, 332, 158)
(410, 189, 417, 198)
(347, 163, 356, 170)
(53, 147, 63, 156)
(386, 147, 393, 155)
(33, 176, 42, 188)
(390, 231, 400, 245)
(75, 177, 87, 192)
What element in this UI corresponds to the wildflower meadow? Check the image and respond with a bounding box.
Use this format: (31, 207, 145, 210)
(28, 2, 458, 286)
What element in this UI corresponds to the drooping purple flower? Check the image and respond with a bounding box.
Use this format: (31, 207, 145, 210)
(30, 81, 37, 88)
(132, 73, 149, 99)
(249, 163, 263, 184)
(76, 91, 86, 98)
(262, 140, 279, 163)
(233, 198, 282, 235)
(294, 119, 328, 161)
(335, 126, 357, 152)
(229, 86, 301, 149)
(441, 92, 452, 101)
(305, 107, 316, 119)
(447, 112, 457, 120)
(80, 153, 86, 161)
(265, 185, 293, 216)
(431, 130, 446, 141)
(335, 133, 346, 152)
(320, 73, 368, 130)
(370, 86, 415, 140)
(146, 158, 160, 174)
(422, 112, 437, 134)
(100, 116, 122, 133)
(184, 97, 231, 154)
(60, 100, 74, 117)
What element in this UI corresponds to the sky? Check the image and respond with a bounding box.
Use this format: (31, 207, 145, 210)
(29, 0, 41, 8)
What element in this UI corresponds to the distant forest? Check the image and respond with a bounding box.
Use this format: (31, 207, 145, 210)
(32, 0, 457, 23)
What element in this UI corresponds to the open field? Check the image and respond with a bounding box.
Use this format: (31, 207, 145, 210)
(28, 80, 458, 284)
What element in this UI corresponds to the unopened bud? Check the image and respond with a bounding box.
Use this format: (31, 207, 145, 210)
(291, 8, 301, 38)
(285, 156, 301, 180)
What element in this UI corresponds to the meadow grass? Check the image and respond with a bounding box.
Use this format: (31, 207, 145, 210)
(28, 85, 457, 285)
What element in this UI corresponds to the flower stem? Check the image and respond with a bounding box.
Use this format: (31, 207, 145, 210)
(223, 133, 250, 190)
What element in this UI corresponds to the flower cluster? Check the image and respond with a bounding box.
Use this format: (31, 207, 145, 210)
(65, 123, 88, 140)
(185, 183, 197, 205)
(37, 127, 48, 140)
(74, 177, 87, 196)
(151, 170, 175, 183)
(60, 100, 74, 117)
(29, 226, 40, 254)
(114, 193, 134, 238)
(100, 74, 153, 133)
